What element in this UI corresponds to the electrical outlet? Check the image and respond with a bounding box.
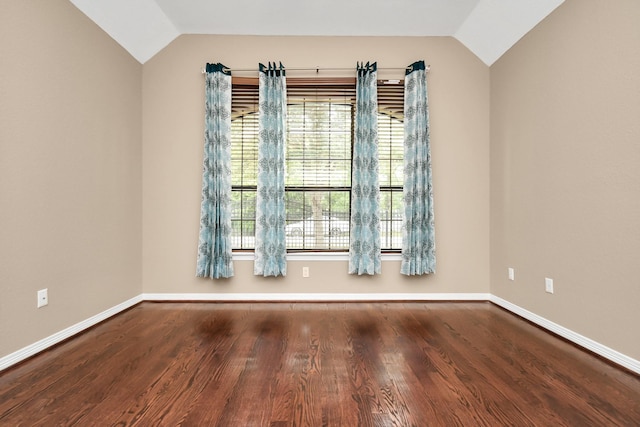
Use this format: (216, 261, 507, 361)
(508, 268, 515, 281)
(545, 278, 554, 294)
(302, 267, 310, 278)
(37, 289, 48, 308)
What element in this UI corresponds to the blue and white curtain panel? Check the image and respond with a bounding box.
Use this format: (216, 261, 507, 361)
(254, 62, 288, 277)
(401, 60, 436, 275)
(349, 62, 382, 275)
(196, 63, 234, 279)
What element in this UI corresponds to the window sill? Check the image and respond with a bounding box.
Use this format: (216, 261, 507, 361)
(232, 252, 402, 262)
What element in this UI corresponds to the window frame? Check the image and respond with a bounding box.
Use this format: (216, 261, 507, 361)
(229, 76, 404, 255)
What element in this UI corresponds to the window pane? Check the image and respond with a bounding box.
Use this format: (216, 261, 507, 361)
(286, 191, 350, 250)
(378, 112, 404, 187)
(230, 190, 256, 249)
(380, 190, 403, 250)
(286, 103, 352, 188)
(231, 114, 258, 186)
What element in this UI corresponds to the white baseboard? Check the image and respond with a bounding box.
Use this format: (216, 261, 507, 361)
(0, 295, 143, 372)
(2, 293, 638, 376)
(490, 295, 640, 375)
(141, 292, 491, 301)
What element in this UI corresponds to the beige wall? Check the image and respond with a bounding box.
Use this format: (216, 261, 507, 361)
(0, 1, 142, 358)
(142, 35, 490, 295)
(490, 0, 640, 359)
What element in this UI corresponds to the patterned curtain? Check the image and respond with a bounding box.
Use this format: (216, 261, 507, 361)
(349, 62, 381, 275)
(254, 62, 287, 277)
(401, 60, 436, 275)
(196, 63, 234, 279)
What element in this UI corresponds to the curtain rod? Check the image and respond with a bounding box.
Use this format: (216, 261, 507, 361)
(201, 65, 430, 74)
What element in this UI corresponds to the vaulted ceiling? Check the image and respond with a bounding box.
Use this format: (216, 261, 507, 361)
(69, 0, 564, 65)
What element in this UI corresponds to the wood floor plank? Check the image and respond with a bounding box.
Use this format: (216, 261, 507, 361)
(1, 301, 639, 426)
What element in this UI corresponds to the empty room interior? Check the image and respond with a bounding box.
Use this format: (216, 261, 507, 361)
(1, 0, 639, 425)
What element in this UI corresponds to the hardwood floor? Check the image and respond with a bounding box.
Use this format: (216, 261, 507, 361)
(1, 302, 639, 426)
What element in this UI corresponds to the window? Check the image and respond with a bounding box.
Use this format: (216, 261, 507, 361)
(230, 77, 404, 252)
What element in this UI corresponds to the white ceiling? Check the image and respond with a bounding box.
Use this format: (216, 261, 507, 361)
(69, 0, 564, 65)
